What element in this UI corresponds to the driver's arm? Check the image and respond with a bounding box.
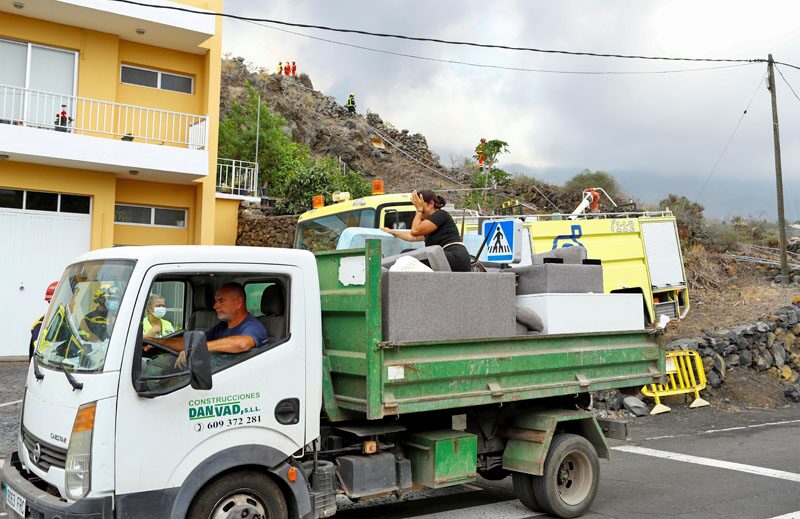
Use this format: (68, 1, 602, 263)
(207, 335, 256, 354)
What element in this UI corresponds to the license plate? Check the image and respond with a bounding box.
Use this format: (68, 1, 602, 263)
(5, 484, 26, 518)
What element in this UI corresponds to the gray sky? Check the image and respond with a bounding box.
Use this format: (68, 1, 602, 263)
(221, 1, 800, 218)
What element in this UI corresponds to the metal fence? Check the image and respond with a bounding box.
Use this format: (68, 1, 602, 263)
(216, 159, 259, 198)
(0, 83, 207, 149)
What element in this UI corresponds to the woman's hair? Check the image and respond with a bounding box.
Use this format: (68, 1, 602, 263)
(417, 190, 446, 210)
(146, 294, 164, 309)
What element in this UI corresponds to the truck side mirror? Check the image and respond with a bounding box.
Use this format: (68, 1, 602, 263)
(184, 331, 212, 390)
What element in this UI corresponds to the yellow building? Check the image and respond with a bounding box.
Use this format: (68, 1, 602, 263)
(0, 0, 250, 357)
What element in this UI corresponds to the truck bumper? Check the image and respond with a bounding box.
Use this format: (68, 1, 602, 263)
(1, 452, 112, 519)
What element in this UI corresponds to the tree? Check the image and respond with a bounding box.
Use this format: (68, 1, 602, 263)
(218, 82, 307, 194)
(276, 157, 371, 215)
(658, 194, 705, 244)
(563, 170, 625, 203)
(473, 139, 510, 167)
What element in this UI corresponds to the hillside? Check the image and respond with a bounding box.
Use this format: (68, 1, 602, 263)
(220, 58, 574, 210)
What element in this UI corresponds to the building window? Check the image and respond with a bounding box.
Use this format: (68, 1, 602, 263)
(0, 189, 90, 214)
(120, 65, 194, 94)
(115, 204, 187, 228)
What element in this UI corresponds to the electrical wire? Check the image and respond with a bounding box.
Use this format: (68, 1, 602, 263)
(694, 70, 767, 203)
(245, 19, 756, 76)
(775, 65, 800, 104)
(109, 0, 764, 65)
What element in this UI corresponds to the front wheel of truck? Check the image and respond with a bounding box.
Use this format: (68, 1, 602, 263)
(188, 470, 288, 519)
(530, 433, 599, 518)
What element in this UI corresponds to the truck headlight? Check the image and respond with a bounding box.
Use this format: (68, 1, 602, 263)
(65, 402, 96, 499)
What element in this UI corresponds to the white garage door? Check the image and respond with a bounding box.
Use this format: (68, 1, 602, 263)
(0, 189, 91, 358)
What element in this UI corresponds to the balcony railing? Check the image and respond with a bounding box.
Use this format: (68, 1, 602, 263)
(0, 84, 207, 149)
(217, 159, 259, 198)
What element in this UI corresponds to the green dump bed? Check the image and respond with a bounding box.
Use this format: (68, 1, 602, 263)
(318, 241, 665, 422)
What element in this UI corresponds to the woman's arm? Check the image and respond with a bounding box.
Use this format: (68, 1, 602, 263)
(410, 211, 438, 237)
(382, 228, 425, 242)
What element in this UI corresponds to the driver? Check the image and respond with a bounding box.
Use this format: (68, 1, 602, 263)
(147, 282, 268, 369)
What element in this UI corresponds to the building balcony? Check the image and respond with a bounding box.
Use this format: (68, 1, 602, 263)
(215, 159, 260, 202)
(1, 0, 215, 55)
(0, 84, 209, 181)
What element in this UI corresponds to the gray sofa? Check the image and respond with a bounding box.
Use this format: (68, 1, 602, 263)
(382, 245, 452, 272)
(381, 271, 517, 342)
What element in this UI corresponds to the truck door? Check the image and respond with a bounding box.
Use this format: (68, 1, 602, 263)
(114, 263, 307, 497)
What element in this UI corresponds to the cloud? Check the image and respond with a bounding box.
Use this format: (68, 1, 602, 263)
(221, 1, 800, 217)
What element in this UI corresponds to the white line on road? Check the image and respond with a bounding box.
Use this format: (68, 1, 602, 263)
(765, 512, 800, 519)
(0, 399, 22, 409)
(643, 419, 800, 441)
(613, 445, 800, 483)
(412, 499, 542, 519)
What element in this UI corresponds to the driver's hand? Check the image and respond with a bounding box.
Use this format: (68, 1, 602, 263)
(175, 351, 187, 370)
(142, 344, 152, 352)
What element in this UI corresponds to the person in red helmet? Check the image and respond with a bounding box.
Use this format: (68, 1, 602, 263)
(29, 282, 57, 359)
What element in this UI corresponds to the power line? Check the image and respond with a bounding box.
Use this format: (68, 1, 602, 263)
(109, 0, 764, 65)
(695, 71, 766, 204)
(247, 19, 757, 76)
(775, 65, 800, 104)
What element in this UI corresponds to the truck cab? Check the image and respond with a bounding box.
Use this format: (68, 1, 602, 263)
(2, 246, 322, 518)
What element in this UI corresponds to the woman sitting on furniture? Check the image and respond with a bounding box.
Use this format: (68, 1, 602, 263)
(382, 190, 471, 272)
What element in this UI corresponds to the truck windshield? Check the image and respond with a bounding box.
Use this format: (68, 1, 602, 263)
(295, 209, 375, 252)
(36, 260, 135, 373)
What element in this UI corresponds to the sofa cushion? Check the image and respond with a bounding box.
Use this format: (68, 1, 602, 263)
(513, 263, 604, 295)
(382, 271, 517, 342)
(532, 246, 587, 265)
(516, 304, 544, 332)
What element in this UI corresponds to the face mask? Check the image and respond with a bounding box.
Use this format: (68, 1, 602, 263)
(152, 306, 167, 319)
(107, 299, 120, 312)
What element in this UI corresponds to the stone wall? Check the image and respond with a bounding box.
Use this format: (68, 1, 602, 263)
(666, 303, 800, 401)
(236, 201, 298, 248)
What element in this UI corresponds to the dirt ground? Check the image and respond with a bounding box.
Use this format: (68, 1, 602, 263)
(664, 251, 799, 342)
(660, 250, 799, 408)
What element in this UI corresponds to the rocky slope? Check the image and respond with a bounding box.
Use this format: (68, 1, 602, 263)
(220, 58, 575, 210)
(221, 58, 461, 193)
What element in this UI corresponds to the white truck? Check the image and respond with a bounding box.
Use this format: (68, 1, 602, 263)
(2, 244, 663, 519)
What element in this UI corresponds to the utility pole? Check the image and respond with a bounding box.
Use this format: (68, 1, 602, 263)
(767, 54, 790, 283)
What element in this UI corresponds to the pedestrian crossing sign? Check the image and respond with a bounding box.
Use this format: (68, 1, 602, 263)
(482, 219, 522, 263)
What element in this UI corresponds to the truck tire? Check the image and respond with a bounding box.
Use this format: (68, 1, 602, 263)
(188, 470, 288, 519)
(531, 433, 599, 518)
(511, 472, 542, 512)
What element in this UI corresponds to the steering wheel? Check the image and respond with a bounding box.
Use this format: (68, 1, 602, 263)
(142, 338, 179, 356)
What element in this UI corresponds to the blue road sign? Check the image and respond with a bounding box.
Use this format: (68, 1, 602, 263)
(484, 219, 516, 262)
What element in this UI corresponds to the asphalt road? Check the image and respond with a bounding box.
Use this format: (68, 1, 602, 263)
(1, 362, 799, 519)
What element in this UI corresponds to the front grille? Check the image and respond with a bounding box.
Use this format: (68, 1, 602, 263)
(22, 426, 67, 471)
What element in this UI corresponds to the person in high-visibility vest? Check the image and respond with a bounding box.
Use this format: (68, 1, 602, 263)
(277, 62, 283, 75)
(346, 93, 356, 115)
(29, 282, 57, 359)
(291, 61, 297, 76)
(284, 62, 291, 75)
(475, 137, 487, 166)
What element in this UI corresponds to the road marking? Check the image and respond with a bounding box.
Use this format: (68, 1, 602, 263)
(643, 418, 800, 441)
(412, 499, 542, 519)
(0, 399, 22, 409)
(613, 445, 800, 483)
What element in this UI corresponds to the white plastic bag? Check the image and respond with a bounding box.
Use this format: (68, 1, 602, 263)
(389, 255, 433, 272)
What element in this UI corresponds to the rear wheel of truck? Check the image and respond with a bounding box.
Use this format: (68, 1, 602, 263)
(531, 433, 599, 518)
(511, 472, 542, 512)
(189, 470, 288, 519)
